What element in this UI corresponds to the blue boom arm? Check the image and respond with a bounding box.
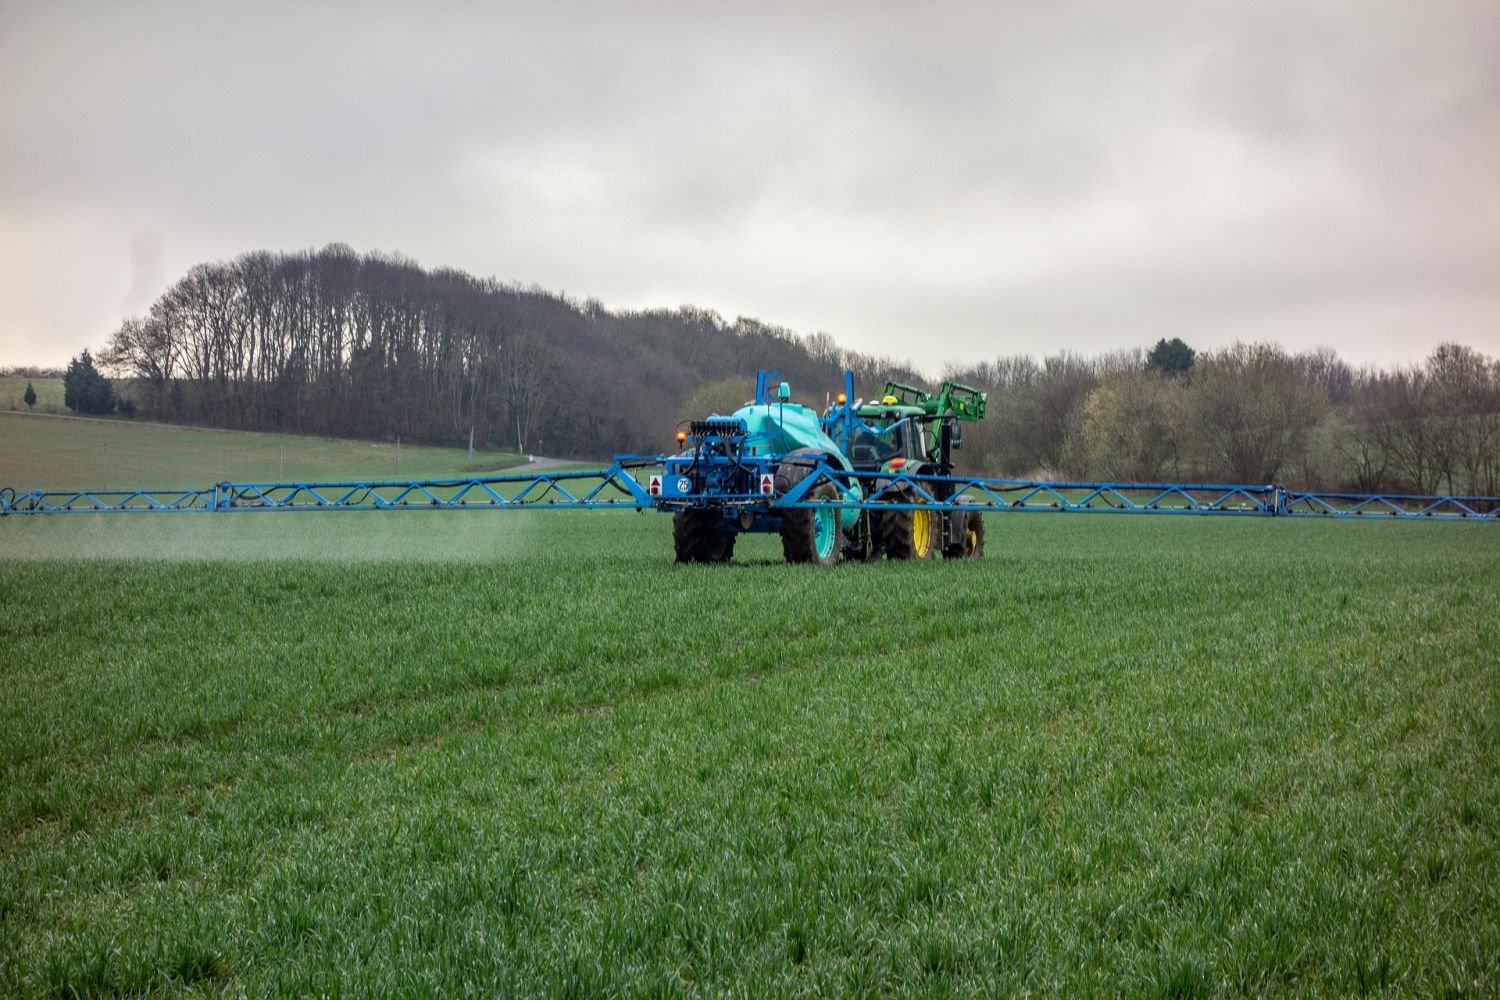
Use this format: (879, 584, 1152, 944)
(3, 462, 1496, 520)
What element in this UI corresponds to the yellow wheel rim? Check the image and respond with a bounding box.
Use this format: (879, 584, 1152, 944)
(912, 507, 934, 558)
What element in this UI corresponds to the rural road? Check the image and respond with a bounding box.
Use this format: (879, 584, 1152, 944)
(503, 455, 574, 473)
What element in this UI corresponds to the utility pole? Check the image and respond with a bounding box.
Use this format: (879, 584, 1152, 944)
(467, 427, 474, 471)
(395, 435, 401, 477)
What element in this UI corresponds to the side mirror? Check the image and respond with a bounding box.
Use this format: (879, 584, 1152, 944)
(950, 422, 963, 449)
(777, 382, 791, 401)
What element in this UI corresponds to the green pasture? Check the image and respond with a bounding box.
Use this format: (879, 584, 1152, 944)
(1, 425, 1497, 996)
(0, 377, 64, 413)
(0, 412, 525, 492)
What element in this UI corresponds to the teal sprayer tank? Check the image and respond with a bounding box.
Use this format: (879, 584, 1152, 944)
(720, 400, 862, 531)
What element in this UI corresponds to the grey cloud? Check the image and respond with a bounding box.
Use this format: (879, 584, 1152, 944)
(0, 0, 1496, 369)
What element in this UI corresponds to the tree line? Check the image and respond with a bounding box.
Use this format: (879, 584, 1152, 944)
(94, 245, 1498, 493)
(945, 338, 1500, 495)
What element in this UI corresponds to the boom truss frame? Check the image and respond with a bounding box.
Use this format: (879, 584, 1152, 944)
(3, 462, 1497, 521)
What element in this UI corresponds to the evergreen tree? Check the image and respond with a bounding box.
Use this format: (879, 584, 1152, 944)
(1145, 337, 1196, 375)
(63, 350, 115, 415)
(22, 381, 36, 409)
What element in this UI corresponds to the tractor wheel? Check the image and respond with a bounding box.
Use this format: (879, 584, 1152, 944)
(781, 481, 841, 566)
(673, 510, 735, 563)
(774, 449, 841, 566)
(943, 508, 985, 559)
(879, 488, 939, 560)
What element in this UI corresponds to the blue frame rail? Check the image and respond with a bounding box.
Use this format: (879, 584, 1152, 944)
(0, 465, 655, 515)
(3, 464, 1497, 521)
(768, 466, 1500, 520)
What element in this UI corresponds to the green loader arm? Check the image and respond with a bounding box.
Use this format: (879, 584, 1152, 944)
(879, 380, 985, 421)
(881, 381, 929, 407)
(934, 381, 986, 421)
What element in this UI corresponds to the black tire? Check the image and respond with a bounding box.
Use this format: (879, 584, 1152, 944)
(879, 487, 939, 560)
(673, 510, 735, 563)
(780, 481, 841, 565)
(773, 448, 842, 566)
(943, 508, 985, 559)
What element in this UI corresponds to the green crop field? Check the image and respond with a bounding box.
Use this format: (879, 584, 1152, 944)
(2, 424, 1498, 997)
(0, 411, 525, 492)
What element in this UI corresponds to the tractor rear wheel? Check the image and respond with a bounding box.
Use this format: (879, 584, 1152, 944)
(943, 508, 985, 559)
(781, 482, 841, 565)
(879, 488, 939, 560)
(673, 510, 735, 563)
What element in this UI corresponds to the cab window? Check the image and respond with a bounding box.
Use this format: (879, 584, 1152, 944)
(848, 423, 904, 465)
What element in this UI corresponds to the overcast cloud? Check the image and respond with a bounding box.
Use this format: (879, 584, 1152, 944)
(1, 0, 1497, 370)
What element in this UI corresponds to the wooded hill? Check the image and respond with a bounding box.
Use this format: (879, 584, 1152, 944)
(96, 245, 1500, 494)
(97, 244, 918, 459)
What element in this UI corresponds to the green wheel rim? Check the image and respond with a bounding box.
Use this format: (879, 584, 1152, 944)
(813, 507, 837, 561)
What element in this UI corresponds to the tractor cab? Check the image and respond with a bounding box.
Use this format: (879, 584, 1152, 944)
(846, 408, 926, 470)
(842, 381, 986, 475)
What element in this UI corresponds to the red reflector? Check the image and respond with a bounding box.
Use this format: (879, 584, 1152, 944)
(760, 474, 775, 495)
(649, 475, 662, 496)
(890, 458, 907, 469)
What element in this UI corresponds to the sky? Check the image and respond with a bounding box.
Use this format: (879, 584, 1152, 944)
(1, 0, 1497, 371)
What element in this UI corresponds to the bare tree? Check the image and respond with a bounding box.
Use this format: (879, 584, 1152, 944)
(1186, 343, 1326, 484)
(1360, 368, 1437, 492)
(500, 331, 559, 454)
(1300, 346, 1357, 406)
(1081, 371, 1184, 481)
(101, 315, 179, 415)
(1332, 401, 1392, 493)
(1425, 343, 1500, 495)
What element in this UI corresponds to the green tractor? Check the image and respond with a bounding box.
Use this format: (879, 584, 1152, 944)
(841, 378, 988, 560)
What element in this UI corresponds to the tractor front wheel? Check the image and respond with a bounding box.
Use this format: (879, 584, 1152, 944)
(879, 489, 939, 560)
(943, 509, 985, 559)
(781, 482, 841, 566)
(673, 510, 736, 563)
